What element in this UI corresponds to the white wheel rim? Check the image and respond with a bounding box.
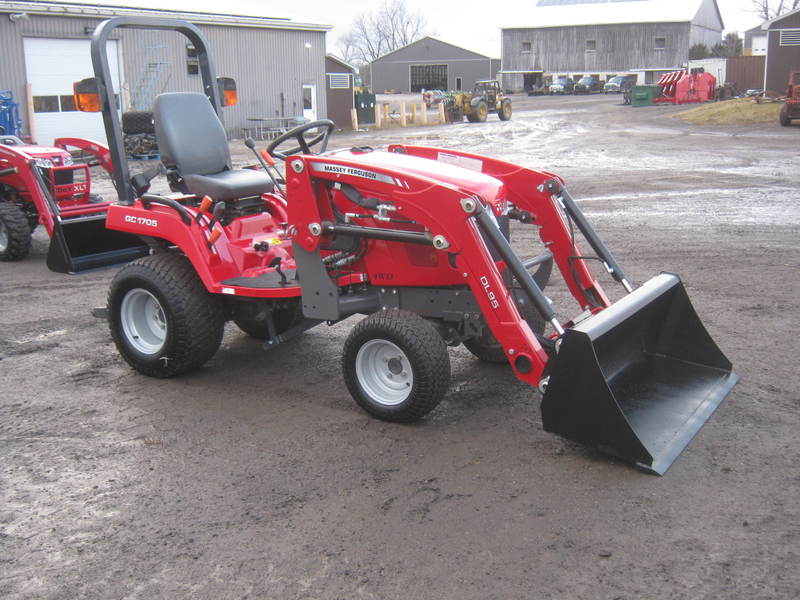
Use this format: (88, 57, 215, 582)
(120, 288, 167, 355)
(355, 339, 413, 406)
(0, 220, 8, 253)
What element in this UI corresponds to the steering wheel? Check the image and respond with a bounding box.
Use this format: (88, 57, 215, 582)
(266, 119, 335, 160)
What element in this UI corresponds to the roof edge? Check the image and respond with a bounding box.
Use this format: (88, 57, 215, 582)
(0, 1, 332, 31)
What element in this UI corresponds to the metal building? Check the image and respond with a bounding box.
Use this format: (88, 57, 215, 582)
(325, 54, 356, 131)
(368, 37, 500, 94)
(0, 1, 330, 145)
(500, 0, 724, 92)
(758, 7, 800, 94)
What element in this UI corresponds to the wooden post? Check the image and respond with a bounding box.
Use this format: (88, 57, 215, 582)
(25, 83, 36, 143)
(438, 103, 446, 124)
(400, 102, 407, 127)
(374, 103, 382, 128)
(350, 108, 358, 131)
(411, 103, 417, 124)
(420, 103, 427, 125)
(382, 103, 389, 122)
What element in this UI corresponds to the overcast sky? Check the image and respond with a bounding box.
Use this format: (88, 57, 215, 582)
(70, 0, 764, 58)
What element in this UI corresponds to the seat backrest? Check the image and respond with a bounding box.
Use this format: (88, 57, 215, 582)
(153, 92, 230, 176)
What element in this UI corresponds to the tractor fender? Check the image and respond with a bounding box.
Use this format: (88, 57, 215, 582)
(105, 202, 227, 293)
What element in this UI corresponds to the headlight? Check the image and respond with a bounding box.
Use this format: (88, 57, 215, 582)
(34, 158, 54, 168)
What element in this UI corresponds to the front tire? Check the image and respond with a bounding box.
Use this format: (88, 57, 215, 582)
(343, 309, 450, 423)
(473, 100, 488, 122)
(779, 104, 792, 127)
(0, 202, 31, 261)
(498, 98, 512, 121)
(108, 253, 225, 378)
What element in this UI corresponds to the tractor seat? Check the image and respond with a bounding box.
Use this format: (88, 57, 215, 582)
(153, 92, 273, 201)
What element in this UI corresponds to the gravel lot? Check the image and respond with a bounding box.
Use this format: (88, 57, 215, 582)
(2, 93, 799, 599)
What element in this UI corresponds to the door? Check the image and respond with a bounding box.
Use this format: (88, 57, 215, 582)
(302, 84, 317, 121)
(24, 38, 122, 146)
(455, 77, 462, 91)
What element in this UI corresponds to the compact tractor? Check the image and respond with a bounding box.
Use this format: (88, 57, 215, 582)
(779, 70, 800, 126)
(68, 16, 737, 474)
(0, 134, 147, 270)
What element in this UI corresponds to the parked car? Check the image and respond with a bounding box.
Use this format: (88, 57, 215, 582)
(549, 77, 574, 95)
(574, 76, 603, 94)
(604, 75, 637, 93)
(527, 77, 552, 96)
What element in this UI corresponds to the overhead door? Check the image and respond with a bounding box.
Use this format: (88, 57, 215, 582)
(24, 38, 121, 146)
(409, 64, 447, 92)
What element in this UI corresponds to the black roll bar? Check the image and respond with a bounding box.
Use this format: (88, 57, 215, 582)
(89, 16, 223, 204)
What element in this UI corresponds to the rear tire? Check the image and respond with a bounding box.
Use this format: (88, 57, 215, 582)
(108, 253, 225, 378)
(343, 309, 450, 423)
(779, 104, 792, 127)
(498, 98, 512, 121)
(122, 111, 155, 135)
(0, 202, 32, 261)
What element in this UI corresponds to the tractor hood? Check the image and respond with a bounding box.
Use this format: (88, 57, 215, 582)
(326, 149, 506, 205)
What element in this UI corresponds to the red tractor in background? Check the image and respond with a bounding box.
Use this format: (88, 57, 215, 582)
(0, 134, 147, 269)
(779, 70, 800, 126)
(65, 16, 738, 475)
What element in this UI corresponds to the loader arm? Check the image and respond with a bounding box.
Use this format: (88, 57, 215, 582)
(287, 153, 554, 384)
(388, 145, 611, 312)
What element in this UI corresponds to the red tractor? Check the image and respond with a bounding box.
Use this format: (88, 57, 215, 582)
(0, 134, 147, 270)
(780, 70, 800, 126)
(69, 17, 738, 475)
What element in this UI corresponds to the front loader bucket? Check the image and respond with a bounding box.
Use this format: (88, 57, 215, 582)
(541, 273, 738, 475)
(46, 214, 149, 274)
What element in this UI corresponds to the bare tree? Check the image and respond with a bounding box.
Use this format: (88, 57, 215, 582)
(337, 0, 428, 65)
(752, 0, 800, 22)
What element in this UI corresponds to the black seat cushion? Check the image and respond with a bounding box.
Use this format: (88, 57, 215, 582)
(182, 169, 273, 202)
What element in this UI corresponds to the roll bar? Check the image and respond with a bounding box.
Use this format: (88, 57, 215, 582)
(89, 17, 223, 204)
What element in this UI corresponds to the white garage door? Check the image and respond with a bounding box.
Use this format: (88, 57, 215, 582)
(24, 38, 122, 146)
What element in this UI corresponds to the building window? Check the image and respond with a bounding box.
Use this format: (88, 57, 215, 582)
(654, 37, 666, 50)
(60, 95, 77, 112)
(522, 41, 532, 53)
(779, 29, 800, 46)
(586, 39, 596, 52)
(33, 96, 59, 113)
(186, 44, 199, 75)
(328, 73, 350, 89)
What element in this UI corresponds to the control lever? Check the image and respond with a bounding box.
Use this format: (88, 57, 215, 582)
(269, 256, 288, 286)
(208, 201, 226, 228)
(244, 137, 285, 197)
(130, 162, 166, 197)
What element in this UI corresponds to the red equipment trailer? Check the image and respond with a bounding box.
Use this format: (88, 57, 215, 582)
(67, 16, 738, 474)
(654, 70, 716, 105)
(0, 134, 147, 270)
(779, 70, 800, 126)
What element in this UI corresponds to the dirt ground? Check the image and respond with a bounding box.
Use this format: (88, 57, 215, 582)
(2, 94, 799, 599)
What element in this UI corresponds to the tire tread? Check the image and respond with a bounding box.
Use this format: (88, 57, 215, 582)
(343, 309, 450, 422)
(108, 253, 225, 377)
(0, 202, 32, 261)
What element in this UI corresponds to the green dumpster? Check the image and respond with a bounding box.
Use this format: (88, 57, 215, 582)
(631, 85, 660, 107)
(355, 90, 376, 124)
